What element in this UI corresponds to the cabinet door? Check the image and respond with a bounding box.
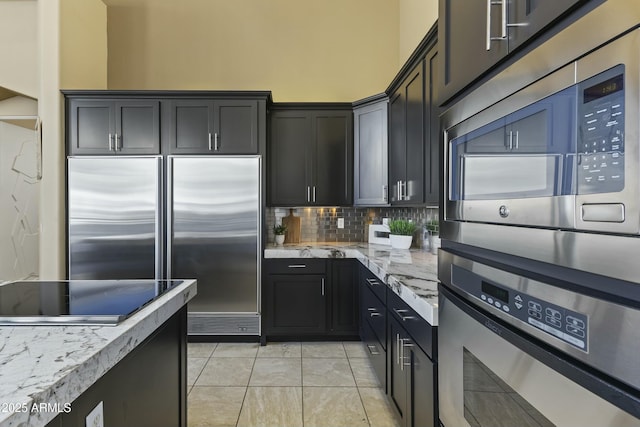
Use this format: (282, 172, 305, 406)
(269, 111, 312, 206)
(438, 0, 508, 104)
(167, 100, 213, 154)
(212, 99, 259, 154)
(509, 0, 583, 51)
(115, 100, 161, 155)
(329, 260, 358, 335)
(388, 90, 406, 204)
(68, 100, 114, 155)
(354, 100, 389, 206)
(404, 65, 425, 204)
(312, 111, 353, 206)
(265, 274, 326, 334)
(408, 345, 436, 427)
(388, 316, 409, 425)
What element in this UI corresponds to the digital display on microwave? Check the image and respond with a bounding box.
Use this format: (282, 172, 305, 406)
(583, 74, 624, 103)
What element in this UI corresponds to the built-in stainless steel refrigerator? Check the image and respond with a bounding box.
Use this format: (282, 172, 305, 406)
(67, 155, 261, 336)
(167, 156, 260, 335)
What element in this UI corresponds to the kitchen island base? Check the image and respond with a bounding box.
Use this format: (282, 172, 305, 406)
(45, 308, 187, 427)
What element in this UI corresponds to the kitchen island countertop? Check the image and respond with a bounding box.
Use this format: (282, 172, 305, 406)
(0, 279, 196, 427)
(265, 242, 438, 326)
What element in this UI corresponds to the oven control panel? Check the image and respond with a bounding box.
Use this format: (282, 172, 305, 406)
(452, 265, 589, 352)
(577, 65, 625, 195)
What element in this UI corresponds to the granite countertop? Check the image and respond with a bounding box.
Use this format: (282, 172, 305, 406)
(264, 242, 439, 326)
(0, 279, 197, 427)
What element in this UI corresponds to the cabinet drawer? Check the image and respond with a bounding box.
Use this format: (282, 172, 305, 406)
(266, 259, 326, 275)
(387, 289, 435, 360)
(361, 319, 386, 390)
(361, 282, 386, 349)
(360, 265, 386, 303)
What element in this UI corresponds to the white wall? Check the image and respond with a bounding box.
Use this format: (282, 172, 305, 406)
(0, 0, 38, 97)
(0, 121, 40, 282)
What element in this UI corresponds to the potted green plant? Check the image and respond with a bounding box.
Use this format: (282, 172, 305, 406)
(426, 219, 440, 254)
(388, 219, 417, 249)
(273, 224, 287, 245)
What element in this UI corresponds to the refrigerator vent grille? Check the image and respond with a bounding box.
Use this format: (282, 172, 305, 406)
(188, 314, 260, 335)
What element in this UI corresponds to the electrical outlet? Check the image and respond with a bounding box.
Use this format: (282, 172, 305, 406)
(86, 401, 104, 427)
(337, 218, 344, 229)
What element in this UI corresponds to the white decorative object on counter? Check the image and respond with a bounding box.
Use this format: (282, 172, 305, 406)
(275, 234, 285, 245)
(368, 224, 391, 245)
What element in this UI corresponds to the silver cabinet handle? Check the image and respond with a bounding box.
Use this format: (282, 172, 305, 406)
(383, 185, 388, 202)
(287, 264, 306, 268)
(115, 133, 120, 151)
(514, 131, 519, 150)
(214, 132, 219, 151)
(366, 278, 379, 286)
(108, 133, 113, 151)
(307, 186, 311, 203)
(486, 0, 507, 50)
(401, 338, 413, 368)
(370, 311, 381, 317)
(367, 307, 377, 311)
(208, 133, 212, 151)
(393, 308, 416, 322)
(508, 131, 513, 150)
(396, 333, 401, 365)
(321, 278, 325, 296)
(367, 344, 380, 356)
(312, 186, 316, 203)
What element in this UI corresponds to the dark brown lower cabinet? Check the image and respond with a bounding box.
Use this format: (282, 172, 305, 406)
(389, 315, 437, 427)
(359, 264, 438, 427)
(263, 259, 358, 340)
(46, 308, 187, 427)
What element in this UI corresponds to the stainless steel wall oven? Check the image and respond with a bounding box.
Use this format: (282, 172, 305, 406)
(439, 2, 640, 426)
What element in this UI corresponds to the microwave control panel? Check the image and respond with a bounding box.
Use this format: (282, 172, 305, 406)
(577, 65, 625, 195)
(452, 265, 589, 352)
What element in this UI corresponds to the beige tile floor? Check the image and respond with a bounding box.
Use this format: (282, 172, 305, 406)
(187, 341, 401, 427)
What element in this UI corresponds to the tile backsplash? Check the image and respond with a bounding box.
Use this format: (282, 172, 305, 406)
(266, 206, 438, 245)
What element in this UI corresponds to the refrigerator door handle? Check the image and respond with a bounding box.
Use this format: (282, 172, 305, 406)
(155, 157, 164, 280)
(166, 157, 174, 280)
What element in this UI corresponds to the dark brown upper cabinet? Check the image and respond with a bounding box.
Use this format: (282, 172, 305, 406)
(166, 99, 259, 154)
(269, 104, 353, 207)
(68, 99, 160, 155)
(439, 0, 587, 105)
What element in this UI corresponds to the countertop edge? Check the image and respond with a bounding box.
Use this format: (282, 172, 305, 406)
(0, 279, 197, 427)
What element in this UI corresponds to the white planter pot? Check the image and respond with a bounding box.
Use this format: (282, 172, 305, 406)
(390, 234, 413, 250)
(275, 234, 285, 245)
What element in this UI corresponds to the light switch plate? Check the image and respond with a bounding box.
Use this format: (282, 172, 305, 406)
(337, 218, 344, 229)
(85, 401, 104, 427)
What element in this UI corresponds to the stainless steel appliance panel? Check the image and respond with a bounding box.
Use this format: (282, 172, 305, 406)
(439, 250, 640, 391)
(67, 157, 162, 280)
(168, 156, 260, 315)
(439, 286, 640, 427)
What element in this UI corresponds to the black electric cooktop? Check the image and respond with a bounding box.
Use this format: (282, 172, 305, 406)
(0, 279, 183, 325)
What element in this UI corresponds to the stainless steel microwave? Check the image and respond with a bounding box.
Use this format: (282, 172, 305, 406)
(443, 29, 640, 235)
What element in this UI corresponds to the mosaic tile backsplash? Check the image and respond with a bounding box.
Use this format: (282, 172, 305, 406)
(266, 206, 438, 246)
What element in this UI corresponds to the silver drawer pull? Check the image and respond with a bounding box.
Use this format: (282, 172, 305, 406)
(287, 264, 306, 268)
(366, 278, 379, 285)
(370, 312, 381, 317)
(367, 308, 377, 311)
(367, 344, 380, 356)
(393, 308, 416, 322)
